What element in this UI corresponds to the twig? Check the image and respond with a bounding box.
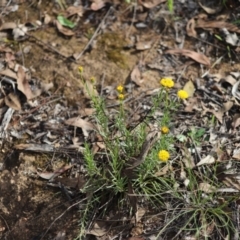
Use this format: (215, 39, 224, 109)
(74, 6, 114, 60)
(100, 73, 105, 96)
(126, 0, 137, 38)
(0, 214, 11, 237)
(40, 197, 87, 240)
(27, 33, 74, 61)
(0, 0, 12, 16)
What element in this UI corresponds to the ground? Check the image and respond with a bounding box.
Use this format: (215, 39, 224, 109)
(0, 0, 240, 240)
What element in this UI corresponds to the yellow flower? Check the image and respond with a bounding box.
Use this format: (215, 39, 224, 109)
(158, 150, 170, 162)
(177, 90, 188, 99)
(161, 126, 169, 134)
(118, 94, 124, 100)
(160, 78, 174, 88)
(90, 76, 96, 83)
(117, 85, 124, 93)
(78, 66, 83, 73)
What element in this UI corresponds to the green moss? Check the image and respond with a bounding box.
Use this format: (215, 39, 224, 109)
(99, 32, 129, 69)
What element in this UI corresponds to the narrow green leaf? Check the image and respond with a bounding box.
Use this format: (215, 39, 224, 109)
(57, 15, 76, 28)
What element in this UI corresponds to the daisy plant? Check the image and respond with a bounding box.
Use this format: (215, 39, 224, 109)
(76, 71, 196, 239)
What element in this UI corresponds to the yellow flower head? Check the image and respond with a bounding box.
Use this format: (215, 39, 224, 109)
(160, 78, 174, 88)
(90, 76, 96, 83)
(177, 90, 188, 99)
(118, 94, 124, 100)
(161, 126, 169, 134)
(158, 150, 170, 162)
(78, 66, 83, 73)
(117, 85, 124, 93)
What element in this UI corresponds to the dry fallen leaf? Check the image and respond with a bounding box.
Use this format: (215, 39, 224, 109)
(186, 18, 197, 38)
(0, 68, 17, 79)
(65, 117, 96, 137)
(197, 154, 216, 166)
(232, 114, 240, 129)
(196, 19, 240, 34)
(165, 49, 210, 66)
(91, 0, 106, 11)
(199, 183, 216, 195)
(4, 93, 21, 110)
(37, 165, 72, 180)
(87, 221, 107, 236)
(66, 6, 83, 17)
(44, 13, 52, 25)
(40, 82, 54, 92)
(201, 102, 224, 123)
(0, 22, 17, 30)
(54, 20, 74, 36)
(130, 65, 142, 86)
(232, 80, 240, 100)
(14, 143, 54, 152)
(184, 97, 199, 112)
(17, 67, 41, 100)
(139, 0, 166, 9)
(183, 80, 195, 97)
(198, 1, 222, 14)
(135, 40, 152, 50)
(181, 146, 195, 168)
(155, 164, 171, 176)
(199, 182, 217, 193)
(233, 149, 240, 160)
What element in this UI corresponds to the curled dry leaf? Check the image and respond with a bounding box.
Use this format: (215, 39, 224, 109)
(91, 0, 105, 11)
(223, 101, 233, 112)
(17, 66, 35, 100)
(201, 102, 224, 123)
(5, 92, 21, 110)
(186, 18, 197, 38)
(225, 75, 237, 86)
(196, 19, 240, 34)
(165, 49, 210, 66)
(66, 6, 83, 17)
(65, 117, 96, 137)
(198, 1, 223, 14)
(232, 80, 240, 100)
(130, 65, 142, 86)
(44, 13, 52, 25)
(54, 19, 74, 36)
(139, 0, 166, 9)
(37, 165, 72, 180)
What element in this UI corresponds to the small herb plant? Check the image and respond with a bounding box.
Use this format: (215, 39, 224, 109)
(75, 67, 235, 239)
